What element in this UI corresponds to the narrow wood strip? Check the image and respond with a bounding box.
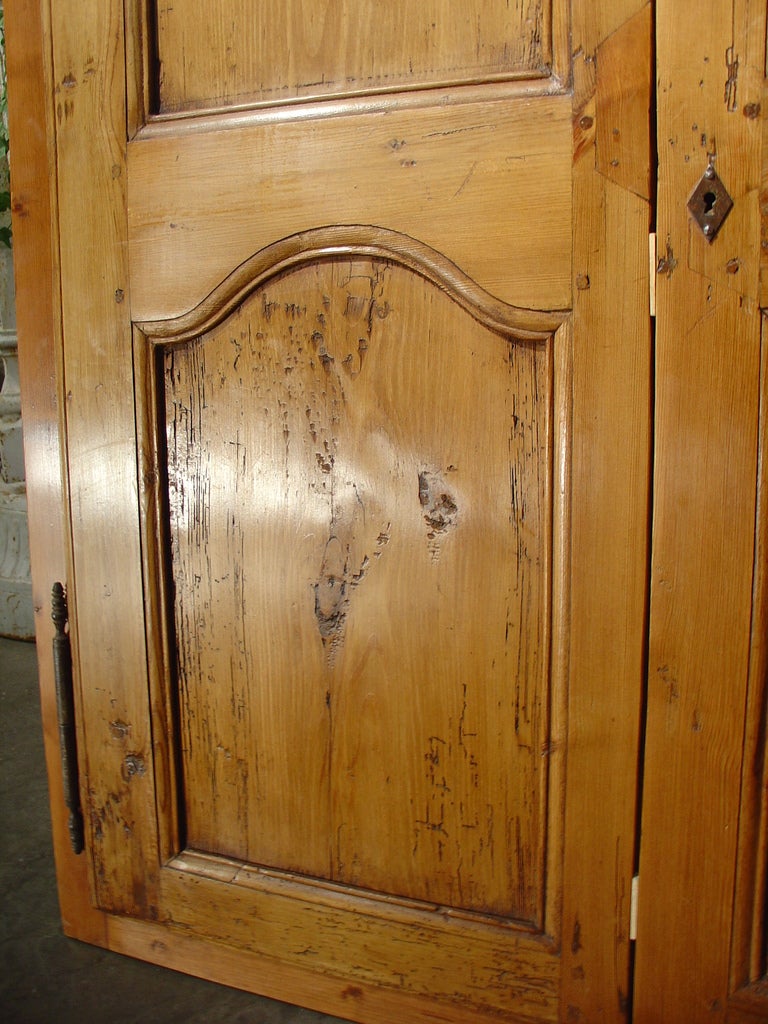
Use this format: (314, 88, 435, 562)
(729, 312, 768, 993)
(134, 76, 567, 138)
(559, 4, 652, 1020)
(170, 849, 547, 937)
(636, 0, 767, 1018)
(544, 319, 572, 942)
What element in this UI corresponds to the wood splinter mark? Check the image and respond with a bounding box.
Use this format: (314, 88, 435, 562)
(656, 239, 678, 278)
(313, 537, 348, 644)
(109, 719, 131, 741)
(313, 526, 388, 658)
(725, 45, 739, 112)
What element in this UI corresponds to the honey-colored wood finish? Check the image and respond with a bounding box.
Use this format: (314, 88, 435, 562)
(636, 2, 768, 1021)
(154, 254, 556, 922)
(154, 0, 555, 113)
(126, 95, 573, 322)
(4, 1, 669, 1021)
(4, 0, 106, 946)
(562, 3, 652, 1016)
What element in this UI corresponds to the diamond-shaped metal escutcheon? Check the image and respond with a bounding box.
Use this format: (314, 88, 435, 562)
(687, 164, 734, 243)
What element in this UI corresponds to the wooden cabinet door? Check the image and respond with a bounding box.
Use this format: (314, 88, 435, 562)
(8, 1, 653, 1022)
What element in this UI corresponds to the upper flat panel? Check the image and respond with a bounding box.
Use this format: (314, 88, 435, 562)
(153, 0, 556, 113)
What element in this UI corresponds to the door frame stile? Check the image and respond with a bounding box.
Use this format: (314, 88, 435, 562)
(6, 0, 106, 943)
(563, 1, 654, 1020)
(636, 0, 768, 1019)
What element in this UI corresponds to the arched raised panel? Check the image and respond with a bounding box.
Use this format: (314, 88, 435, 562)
(135, 232, 569, 933)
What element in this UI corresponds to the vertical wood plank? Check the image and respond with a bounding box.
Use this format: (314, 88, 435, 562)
(730, 315, 768, 994)
(48, 0, 159, 915)
(636, 0, 767, 1019)
(5, 0, 108, 944)
(561, 2, 652, 1020)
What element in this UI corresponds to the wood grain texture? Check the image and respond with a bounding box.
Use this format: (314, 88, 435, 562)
(636, 1, 768, 1020)
(5, 0, 107, 945)
(730, 314, 768, 994)
(761, 76, 768, 310)
(106, 909, 556, 1024)
(18, 0, 768, 1015)
(126, 93, 573, 321)
(48, 0, 160, 916)
(684, 6, 764, 307)
(595, 9, 652, 200)
(153, 0, 555, 114)
(560, 3, 652, 1021)
(139, 225, 564, 343)
(728, 982, 768, 1024)
(159, 852, 560, 1021)
(155, 256, 556, 923)
(10, 0, 659, 1020)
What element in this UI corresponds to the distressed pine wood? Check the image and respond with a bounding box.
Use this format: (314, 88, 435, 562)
(761, 78, 768, 309)
(636, 1, 768, 1021)
(46, 0, 161, 916)
(126, 92, 573, 322)
(730, 313, 768, 998)
(131, 241, 572, 1020)
(154, 256, 556, 921)
(5, 0, 107, 944)
(595, 7, 651, 199)
(153, 0, 556, 114)
(138, 226, 565, 343)
(730, 57, 768, 1016)
(160, 850, 561, 1020)
(11, 1, 653, 1021)
(106, 910, 555, 1024)
(559, 3, 652, 1020)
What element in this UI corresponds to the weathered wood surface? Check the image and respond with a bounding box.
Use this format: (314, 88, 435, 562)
(160, 256, 555, 923)
(636, 1, 768, 1021)
(5, 0, 109, 944)
(46, 0, 162, 917)
(559, 2, 652, 1019)
(8, 0, 658, 1020)
(154, 0, 558, 113)
(127, 93, 573, 322)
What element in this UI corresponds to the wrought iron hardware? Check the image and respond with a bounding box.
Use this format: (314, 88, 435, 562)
(687, 162, 733, 243)
(52, 582, 84, 855)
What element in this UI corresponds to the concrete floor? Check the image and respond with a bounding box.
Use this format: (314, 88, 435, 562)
(0, 637, 349, 1024)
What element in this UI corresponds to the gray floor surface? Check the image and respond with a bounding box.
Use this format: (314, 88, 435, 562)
(0, 636, 350, 1024)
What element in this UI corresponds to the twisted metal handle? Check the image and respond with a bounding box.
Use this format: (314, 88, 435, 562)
(52, 583, 84, 855)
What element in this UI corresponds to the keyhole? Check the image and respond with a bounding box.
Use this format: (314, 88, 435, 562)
(687, 168, 733, 241)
